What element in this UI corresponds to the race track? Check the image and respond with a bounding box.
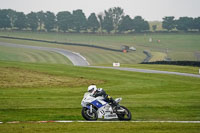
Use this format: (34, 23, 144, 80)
(0, 42, 89, 66)
(89, 66, 200, 78)
(1, 42, 200, 78)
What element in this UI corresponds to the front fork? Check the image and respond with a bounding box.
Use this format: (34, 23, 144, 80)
(86, 104, 94, 113)
(90, 105, 93, 113)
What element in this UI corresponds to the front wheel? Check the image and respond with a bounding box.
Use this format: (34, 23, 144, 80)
(117, 106, 132, 121)
(81, 107, 98, 121)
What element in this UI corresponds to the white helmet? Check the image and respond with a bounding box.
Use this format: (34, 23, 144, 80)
(88, 85, 97, 94)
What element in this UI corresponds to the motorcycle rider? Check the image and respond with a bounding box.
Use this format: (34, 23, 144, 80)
(87, 84, 120, 110)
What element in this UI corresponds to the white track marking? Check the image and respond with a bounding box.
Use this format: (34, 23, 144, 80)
(1, 121, 200, 124)
(55, 121, 74, 123)
(131, 121, 200, 123)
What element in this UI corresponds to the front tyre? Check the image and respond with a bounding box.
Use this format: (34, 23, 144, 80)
(81, 107, 98, 121)
(117, 106, 132, 121)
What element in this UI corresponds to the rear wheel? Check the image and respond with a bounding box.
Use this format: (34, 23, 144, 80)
(81, 107, 98, 121)
(116, 106, 132, 121)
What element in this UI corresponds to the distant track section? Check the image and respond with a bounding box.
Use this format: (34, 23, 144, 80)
(143, 50, 152, 62)
(89, 66, 200, 78)
(1, 41, 200, 78)
(0, 36, 122, 52)
(0, 42, 89, 66)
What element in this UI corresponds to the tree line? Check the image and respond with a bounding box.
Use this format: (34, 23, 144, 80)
(0, 7, 149, 33)
(0, 7, 200, 33)
(162, 16, 200, 32)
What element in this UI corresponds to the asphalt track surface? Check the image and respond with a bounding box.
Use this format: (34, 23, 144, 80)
(1, 42, 200, 78)
(0, 42, 89, 66)
(89, 66, 200, 78)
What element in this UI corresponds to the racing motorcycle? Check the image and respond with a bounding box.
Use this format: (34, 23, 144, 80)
(81, 92, 132, 121)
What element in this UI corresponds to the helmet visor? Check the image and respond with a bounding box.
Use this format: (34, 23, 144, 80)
(88, 88, 94, 93)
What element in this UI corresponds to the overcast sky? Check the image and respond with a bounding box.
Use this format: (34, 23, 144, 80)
(1, 0, 200, 21)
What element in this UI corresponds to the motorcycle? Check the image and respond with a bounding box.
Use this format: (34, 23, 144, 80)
(81, 92, 132, 121)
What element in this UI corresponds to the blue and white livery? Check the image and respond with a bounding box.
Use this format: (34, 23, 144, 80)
(81, 92, 132, 121)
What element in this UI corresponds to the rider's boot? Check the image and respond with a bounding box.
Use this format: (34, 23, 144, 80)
(112, 101, 124, 112)
(107, 96, 124, 112)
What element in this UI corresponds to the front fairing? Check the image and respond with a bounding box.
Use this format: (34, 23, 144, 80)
(81, 92, 106, 108)
(81, 92, 95, 107)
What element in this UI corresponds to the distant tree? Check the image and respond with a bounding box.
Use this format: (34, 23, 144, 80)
(57, 11, 73, 32)
(14, 12, 27, 30)
(72, 9, 87, 32)
(102, 10, 114, 33)
(44, 11, 56, 32)
(176, 17, 193, 31)
(152, 25, 157, 31)
(0, 9, 11, 29)
(143, 21, 150, 31)
(37, 11, 45, 31)
(27, 12, 38, 31)
(87, 13, 99, 33)
(107, 7, 124, 32)
(162, 16, 176, 31)
(194, 17, 200, 31)
(132, 16, 149, 32)
(3, 9, 16, 28)
(97, 13, 103, 33)
(118, 15, 133, 32)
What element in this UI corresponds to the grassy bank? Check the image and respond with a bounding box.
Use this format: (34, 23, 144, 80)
(0, 122, 200, 133)
(1, 31, 200, 133)
(1, 31, 200, 64)
(0, 61, 200, 122)
(0, 37, 145, 65)
(0, 45, 73, 65)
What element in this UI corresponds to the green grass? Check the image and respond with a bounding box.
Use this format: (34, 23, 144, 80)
(150, 52, 167, 62)
(0, 45, 73, 65)
(0, 31, 200, 132)
(0, 60, 200, 122)
(1, 31, 200, 51)
(0, 37, 145, 65)
(0, 61, 200, 132)
(0, 123, 200, 133)
(1, 31, 200, 64)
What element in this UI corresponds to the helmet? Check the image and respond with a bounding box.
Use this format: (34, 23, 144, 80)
(88, 85, 97, 94)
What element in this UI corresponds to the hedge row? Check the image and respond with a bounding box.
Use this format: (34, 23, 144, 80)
(141, 61, 200, 67)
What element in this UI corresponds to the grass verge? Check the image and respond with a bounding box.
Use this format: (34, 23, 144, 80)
(1, 31, 200, 63)
(0, 122, 199, 133)
(0, 60, 199, 122)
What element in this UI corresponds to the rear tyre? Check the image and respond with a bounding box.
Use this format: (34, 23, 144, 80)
(81, 107, 98, 121)
(117, 106, 132, 121)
